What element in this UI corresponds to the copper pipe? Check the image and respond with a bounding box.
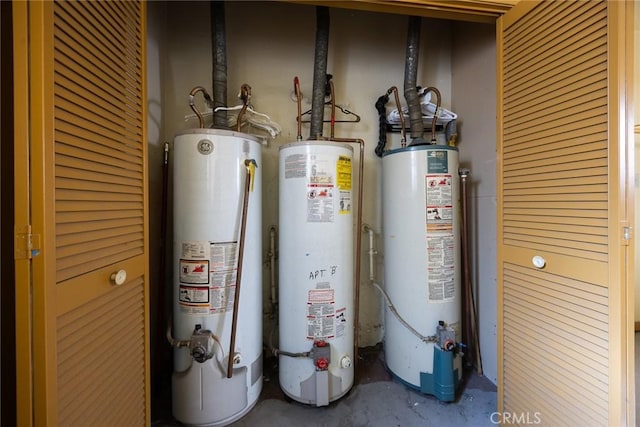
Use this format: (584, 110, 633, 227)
(422, 86, 441, 143)
(155, 142, 170, 385)
(388, 86, 406, 147)
(314, 81, 364, 366)
(459, 168, 482, 375)
(227, 159, 256, 378)
(236, 84, 251, 132)
(294, 77, 303, 141)
(329, 79, 336, 139)
(459, 168, 471, 367)
(318, 136, 364, 369)
(189, 86, 213, 128)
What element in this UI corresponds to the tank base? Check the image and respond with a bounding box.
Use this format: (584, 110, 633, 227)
(419, 348, 459, 402)
(387, 348, 459, 402)
(172, 358, 262, 427)
(281, 369, 352, 407)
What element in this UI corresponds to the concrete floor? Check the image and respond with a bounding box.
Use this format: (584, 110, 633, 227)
(155, 345, 498, 427)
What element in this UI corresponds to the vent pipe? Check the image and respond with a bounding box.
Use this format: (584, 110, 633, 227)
(211, 1, 228, 129)
(309, 6, 330, 139)
(403, 16, 425, 144)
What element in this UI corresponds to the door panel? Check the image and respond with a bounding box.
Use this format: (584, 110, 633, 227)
(57, 276, 146, 426)
(14, 1, 149, 425)
(53, 0, 145, 283)
(497, 0, 632, 425)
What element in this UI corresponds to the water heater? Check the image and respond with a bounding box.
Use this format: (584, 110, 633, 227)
(381, 144, 462, 401)
(171, 129, 262, 426)
(277, 141, 354, 406)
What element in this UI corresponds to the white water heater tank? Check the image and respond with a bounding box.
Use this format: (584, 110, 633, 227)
(381, 145, 462, 400)
(172, 129, 262, 426)
(278, 141, 354, 406)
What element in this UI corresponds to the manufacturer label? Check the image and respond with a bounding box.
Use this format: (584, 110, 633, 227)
(197, 139, 214, 155)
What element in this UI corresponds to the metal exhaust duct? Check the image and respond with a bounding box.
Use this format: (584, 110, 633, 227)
(212, 1, 228, 129)
(403, 16, 425, 144)
(309, 6, 330, 139)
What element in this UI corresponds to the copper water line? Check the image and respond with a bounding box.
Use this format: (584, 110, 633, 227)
(422, 86, 441, 143)
(236, 84, 251, 132)
(323, 82, 364, 361)
(294, 77, 303, 141)
(318, 135, 365, 367)
(460, 168, 471, 367)
(329, 80, 336, 139)
(388, 86, 406, 147)
(459, 168, 482, 375)
(227, 159, 256, 378)
(189, 86, 213, 128)
(155, 142, 170, 382)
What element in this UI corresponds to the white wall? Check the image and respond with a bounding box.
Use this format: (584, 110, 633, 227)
(452, 21, 498, 384)
(149, 1, 498, 385)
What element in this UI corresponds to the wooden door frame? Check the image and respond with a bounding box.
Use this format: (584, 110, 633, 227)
(12, 2, 34, 425)
(621, 1, 636, 424)
(27, 3, 58, 425)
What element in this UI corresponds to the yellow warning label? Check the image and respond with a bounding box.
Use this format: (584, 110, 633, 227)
(336, 155, 352, 190)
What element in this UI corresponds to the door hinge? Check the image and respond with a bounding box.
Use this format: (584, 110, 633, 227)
(623, 226, 632, 245)
(15, 225, 41, 259)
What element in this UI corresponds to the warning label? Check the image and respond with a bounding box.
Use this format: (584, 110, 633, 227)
(284, 153, 307, 178)
(307, 184, 334, 222)
(306, 288, 336, 339)
(427, 234, 456, 302)
(425, 174, 453, 233)
(209, 283, 235, 313)
(178, 240, 239, 315)
(211, 242, 238, 271)
(427, 265, 455, 302)
(337, 156, 352, 215)
(425, 174, 456, 303)
(338, 191, 352, 215)
(180, 259, 209, 284)
(305, 153, 337, 223)
(336, 155, 352, 190)
(181, 241, 209, 260)
(179, 284, 209, 304)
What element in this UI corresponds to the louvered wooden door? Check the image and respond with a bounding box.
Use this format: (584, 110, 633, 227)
(13, 1, 149, 425)
(497, 1, 634, 425)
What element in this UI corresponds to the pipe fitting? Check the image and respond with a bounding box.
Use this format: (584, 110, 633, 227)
(188, 86, 213, 129)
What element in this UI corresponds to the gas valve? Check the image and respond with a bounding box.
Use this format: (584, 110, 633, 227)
(436, 321, 457, 352)
(312, 340, 331, 371)
(190, 325, 214, 363)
